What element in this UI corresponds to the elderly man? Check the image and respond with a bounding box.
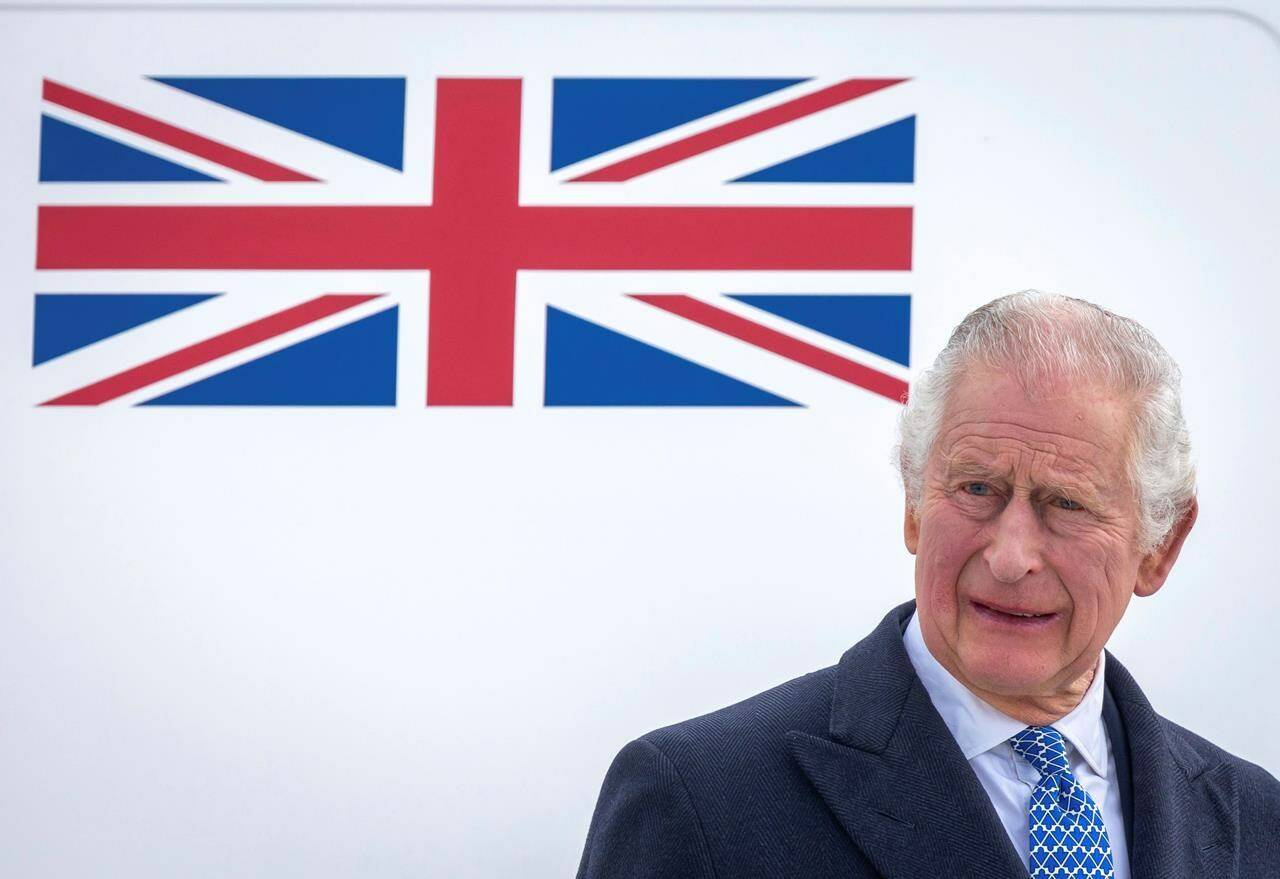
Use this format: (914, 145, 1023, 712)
(576, 292, 1280, 878)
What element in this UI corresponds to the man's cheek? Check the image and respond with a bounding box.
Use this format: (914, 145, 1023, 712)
(918, 537, 971, 621)
(1051, 543, 1118, 624)
(924, 528, 973, 587)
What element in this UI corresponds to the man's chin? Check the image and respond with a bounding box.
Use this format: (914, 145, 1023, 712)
(955, 656, 1062, 701)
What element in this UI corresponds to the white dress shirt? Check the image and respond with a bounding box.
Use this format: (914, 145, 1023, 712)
(902, 612, 1130, 878)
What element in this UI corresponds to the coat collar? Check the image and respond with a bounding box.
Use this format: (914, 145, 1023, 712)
(787, 601, 1026, 878)
(1104, 652, 1240, 879)
(786, 601, 1241, 879)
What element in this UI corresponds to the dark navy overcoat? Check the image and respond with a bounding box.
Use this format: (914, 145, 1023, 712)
(577, 602, 1280, 878)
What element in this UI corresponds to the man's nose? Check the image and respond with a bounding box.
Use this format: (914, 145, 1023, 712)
(982, 497, 1044, 583)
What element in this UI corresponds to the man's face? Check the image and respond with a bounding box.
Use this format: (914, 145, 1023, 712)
(904, 367, 1192, 699)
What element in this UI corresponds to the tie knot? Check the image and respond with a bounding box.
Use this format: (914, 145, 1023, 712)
(1010, 725, 1071, 777)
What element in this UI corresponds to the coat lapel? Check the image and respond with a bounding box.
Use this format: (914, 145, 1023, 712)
(787, 602, 1026, 879)
(1105, 654, 1240, 879)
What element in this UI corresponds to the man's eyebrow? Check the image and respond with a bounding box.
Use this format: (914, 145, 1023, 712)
(941, 458, 1107, 504)
(941, 459, 1004, 479)
(1037, 480, 1105, 505)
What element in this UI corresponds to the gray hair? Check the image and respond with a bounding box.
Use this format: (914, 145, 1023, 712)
(896, 290, 1195, 553)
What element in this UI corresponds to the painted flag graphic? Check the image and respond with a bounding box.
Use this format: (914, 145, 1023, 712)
(33, 74, 914, 407)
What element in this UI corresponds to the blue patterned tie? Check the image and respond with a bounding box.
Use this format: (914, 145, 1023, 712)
(1009, 726, 1115, 878)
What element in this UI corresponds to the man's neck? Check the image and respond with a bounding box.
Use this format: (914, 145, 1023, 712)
(905, 612, 1104, 729)
(958, 665, 1097, 727)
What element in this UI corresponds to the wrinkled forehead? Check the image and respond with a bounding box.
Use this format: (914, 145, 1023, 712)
(939, 426, 1119, 495)
(932, 369, 1138, 492)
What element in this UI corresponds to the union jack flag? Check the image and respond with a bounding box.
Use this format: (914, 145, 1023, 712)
(33, 74, 914, 407)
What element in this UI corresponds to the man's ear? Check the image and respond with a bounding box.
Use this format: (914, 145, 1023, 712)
(904, 503, 920, 555)
(1135, 497, 1198, 598)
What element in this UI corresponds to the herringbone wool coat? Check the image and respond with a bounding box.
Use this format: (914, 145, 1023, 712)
(577, 601, 1280, 878)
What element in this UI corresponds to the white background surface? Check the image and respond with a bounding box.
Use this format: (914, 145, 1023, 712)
(1, 3, 1278, 876)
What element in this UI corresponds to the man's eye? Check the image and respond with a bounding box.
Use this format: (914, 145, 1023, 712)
(963, 482, 992, 496)
(1053, 497, 1085, 511)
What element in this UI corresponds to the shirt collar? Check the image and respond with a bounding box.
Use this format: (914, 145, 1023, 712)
(902, 610, 1110, 777)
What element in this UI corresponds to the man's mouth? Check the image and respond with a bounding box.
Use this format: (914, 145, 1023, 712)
(971, 600, 1059, 626)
